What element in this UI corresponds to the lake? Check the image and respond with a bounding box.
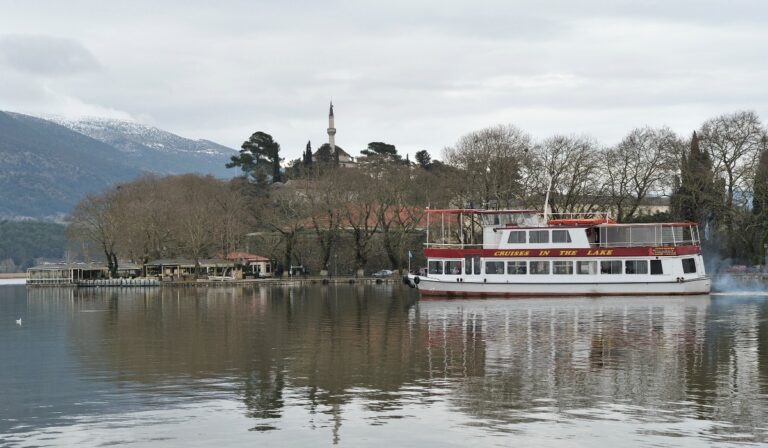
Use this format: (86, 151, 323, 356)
(1, 284, 767, 447)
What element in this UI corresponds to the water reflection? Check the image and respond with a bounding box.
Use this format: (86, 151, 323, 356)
(1, 285, 767, 446)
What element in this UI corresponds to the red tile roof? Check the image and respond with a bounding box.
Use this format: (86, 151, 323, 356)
(226, 252, 270, 262)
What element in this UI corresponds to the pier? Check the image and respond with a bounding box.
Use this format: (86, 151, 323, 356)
(24, 275, 396, 288)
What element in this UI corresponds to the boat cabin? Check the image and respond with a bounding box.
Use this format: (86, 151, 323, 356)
(424, 209, 700, 250)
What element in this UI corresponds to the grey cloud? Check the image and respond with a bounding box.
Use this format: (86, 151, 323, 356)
(0, 1, 767, 161)
(0, 35, 100, 76)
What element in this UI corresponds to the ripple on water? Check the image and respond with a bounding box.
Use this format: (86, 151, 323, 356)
(1, 286, 767, 446)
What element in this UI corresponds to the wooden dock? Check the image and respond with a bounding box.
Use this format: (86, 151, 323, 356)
(25, 276, 398, 288)
(77, 278, 161, 287)
(161, 276, 397, 288)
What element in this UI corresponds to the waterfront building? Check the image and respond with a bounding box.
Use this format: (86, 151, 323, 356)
(27, 262, 142, 285)
(226, 252, 272, 277)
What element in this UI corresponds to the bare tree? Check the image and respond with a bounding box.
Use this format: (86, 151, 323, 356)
(258, 186, 308, 274)
(166, 175, 224, 273)
(339, 169, 380, 275)
(211, 181, 252, 257)
(374, 164, 425, 272)
(443, 124, 533, 208)
(116, 175, 174, 267)
(533, 135, 604, 215)
(699, 110, 765, 211)
(603, 127, 680, 221)
(67, 189, 124, 277)
(303, 174, 344, 275)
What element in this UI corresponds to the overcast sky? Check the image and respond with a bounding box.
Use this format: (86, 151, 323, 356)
(1, 0, 767, 161)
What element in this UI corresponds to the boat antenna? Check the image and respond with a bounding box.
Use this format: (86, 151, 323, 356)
(543, 175, 553, 223)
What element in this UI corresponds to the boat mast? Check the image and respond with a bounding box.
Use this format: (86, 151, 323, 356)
(543, 176, 553, 223)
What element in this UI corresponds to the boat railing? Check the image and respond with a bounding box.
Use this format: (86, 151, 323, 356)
(548, 211, 613, 220)
(596, 224, 700, 248)
(592, 239, 700, 248)
(26, 277, 71, 285)
(424, 243, 484, 249)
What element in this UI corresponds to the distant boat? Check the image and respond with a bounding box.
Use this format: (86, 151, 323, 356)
(405, 209, 711, 297)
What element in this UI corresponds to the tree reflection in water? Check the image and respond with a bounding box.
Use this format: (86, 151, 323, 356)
(18, 287, 768, 445)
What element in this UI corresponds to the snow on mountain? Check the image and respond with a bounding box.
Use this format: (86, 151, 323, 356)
(50, 117, 236, 177)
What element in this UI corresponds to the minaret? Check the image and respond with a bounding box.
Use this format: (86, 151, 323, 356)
(327, 101, 336, 152)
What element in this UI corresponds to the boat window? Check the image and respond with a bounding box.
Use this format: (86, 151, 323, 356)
(553, 260, 574, 275)
(473, 256, 481, 275)
(428, 260, 443, 275)
(464, 257, 472, 275)
(507, 231, 526, 244)
(625, 260, 648, 274)
(600, 260, 622, 274)
(586, 228, 599, 245)
(552, 230, 572, 243)
(445, 260, 462, 275)
(650, 259, 663, 275)
(682, 258, 697, 273)
(485, 261, 505, 274)
(577, 261, 597, 275)
(530, 261, 550, 275)
(529, 230, 549, 244)
(507, 261, 527, 275)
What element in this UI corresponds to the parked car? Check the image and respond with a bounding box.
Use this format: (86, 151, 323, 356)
(372, 269, 394, 278)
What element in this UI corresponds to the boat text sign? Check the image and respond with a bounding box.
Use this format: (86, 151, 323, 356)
(424, 246, 700, 258)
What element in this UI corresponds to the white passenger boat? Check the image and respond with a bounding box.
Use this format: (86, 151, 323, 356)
(405, 209, 710, 297)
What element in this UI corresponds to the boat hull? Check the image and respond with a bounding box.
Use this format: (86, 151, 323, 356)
(406, 275, 711, 297)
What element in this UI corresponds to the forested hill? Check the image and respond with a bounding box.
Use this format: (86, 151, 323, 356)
(0, 112, 236, 220)
(0, 221, 66, 272)
(0, 111, 142, 220)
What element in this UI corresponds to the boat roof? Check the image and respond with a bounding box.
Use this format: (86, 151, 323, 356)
(495, 221, 699, 230)
(426, 208, 540, 215)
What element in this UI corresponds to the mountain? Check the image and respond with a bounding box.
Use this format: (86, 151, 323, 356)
(0, 112, 143, 220)
(0, 112, 238, 220)
(50, 117, 236, 178)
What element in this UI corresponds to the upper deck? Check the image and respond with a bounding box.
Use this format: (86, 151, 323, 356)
(424, 209, 701, 251)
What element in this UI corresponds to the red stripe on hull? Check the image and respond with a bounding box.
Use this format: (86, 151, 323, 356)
(418, 290, 709, 298)
(423, 245, 701, 258)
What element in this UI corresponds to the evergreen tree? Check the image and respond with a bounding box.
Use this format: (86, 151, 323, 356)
(361, 142, 398, 158)
(752, 142, 768, 261)
(315, 143, 344, 166)
(303, 141, 313, 166)
(752, 145, 768, 218)
(415, 150, 431, 169)
(671, 131, 721, 235)
(226, 131, 282, 184)
(359, 142, 403, 164)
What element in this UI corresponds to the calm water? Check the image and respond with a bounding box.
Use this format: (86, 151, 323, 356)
(1, 284, 767, 447)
